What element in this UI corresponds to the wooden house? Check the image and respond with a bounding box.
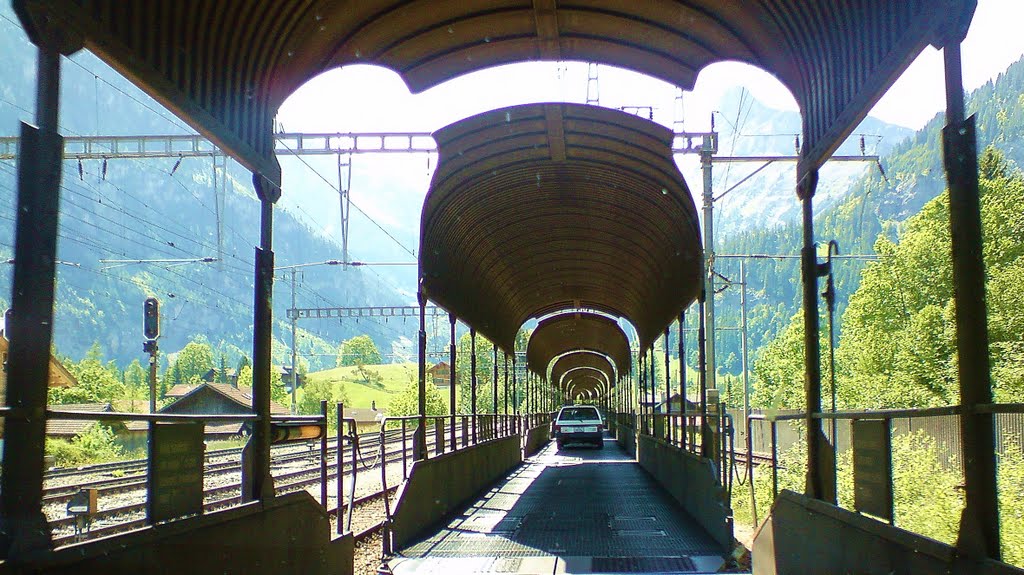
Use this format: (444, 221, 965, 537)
(159, 383, 289, 441)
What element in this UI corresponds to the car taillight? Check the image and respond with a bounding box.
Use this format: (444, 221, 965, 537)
(553, 424, 561, 433)
(597, 423, 604, 431)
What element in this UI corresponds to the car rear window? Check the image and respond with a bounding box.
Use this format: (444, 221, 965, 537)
(558, 407, 600, 421)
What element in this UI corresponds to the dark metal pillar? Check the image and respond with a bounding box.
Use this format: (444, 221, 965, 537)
(679, 311, 687, 446)
(416, 292, 427, 460)
(944, 41, 1000, 560)
(649, 347, 656, 417)
(0, 34, 72, 558)
(470, 327, 477, 442)
(512, 355, 518, 432)
(638, 350, 646, 433)
(449, 313, 457, 449)
(249, 176, 278, 502)
(504, 352, 509, 415)
(698, 291, 710, 456)
(493, 345, 498, 415)
(798, 168, 835, 503)
(664, 328, 671, 433)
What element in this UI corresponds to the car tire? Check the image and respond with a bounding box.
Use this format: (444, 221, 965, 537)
(556, 440, 565, 450)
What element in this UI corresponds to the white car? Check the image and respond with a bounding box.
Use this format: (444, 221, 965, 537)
(553, 405, 604, 449)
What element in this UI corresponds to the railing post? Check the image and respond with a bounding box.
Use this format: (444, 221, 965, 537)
(336, 403, 345, 534)
(415, 292, 427, 461)
(449, 314, 457, 452)
(470, 328, 477, 444)
(320, 400, 328, 509)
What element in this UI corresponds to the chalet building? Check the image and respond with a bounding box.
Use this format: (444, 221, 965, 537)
(428, 362, 452, 389)
(0, 335, 78, 440)
(159, 383, 289, 441)
(45, 402, 148, 452)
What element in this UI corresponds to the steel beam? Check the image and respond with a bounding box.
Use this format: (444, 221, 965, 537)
(0, 44, 63, 560)
(944, 43, 1000, 561)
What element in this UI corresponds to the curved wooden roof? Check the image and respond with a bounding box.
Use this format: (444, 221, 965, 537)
(567, 375, 606, 400)
(526, 313, 631, 378)
(18, 1, 976, 184)
(422, 103, 700, 352)
(551, 352, 616, 390)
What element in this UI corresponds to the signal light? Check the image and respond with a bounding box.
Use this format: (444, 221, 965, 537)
(143, 297, 159, 340)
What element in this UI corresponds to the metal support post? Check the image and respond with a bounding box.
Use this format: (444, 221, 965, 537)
(449, 314, 457, 449)
(664, 329, 670, 440)
(512, 356, 518, 433)
(493, 346, 498, 416)
(320, 400, 328, 508)
(0, 39, 68, 559)
(290, 270, 298, 414)
(248, 179, 277, 502)
(701, 143, 718, 395)
(416, 292, 427, 461)
(149, 349, 158, 413)
(470, 327, 477, 443)
(698, 292, 710, 457)
(336, 403, 344, 534)
(798, 169, 835, 504)
(650, 347, 656, 423)
(740, 262, 750, 438)
(679, 311, 687, 448)
(944, 41, 1001, 560)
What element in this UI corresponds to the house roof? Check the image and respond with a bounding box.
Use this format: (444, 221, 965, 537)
(0, 336, 78, 389)
(160, 383, 289, 415)
(165, 384, 197, 398)
(427, 362, 450, 373)
(46, 403, 113, 436)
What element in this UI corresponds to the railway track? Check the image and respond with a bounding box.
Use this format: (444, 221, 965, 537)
(42, 428, 403, 506)
(46, 426, 483, 546)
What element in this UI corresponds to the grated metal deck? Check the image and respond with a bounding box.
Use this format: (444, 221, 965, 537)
(390, 437, 727, 574)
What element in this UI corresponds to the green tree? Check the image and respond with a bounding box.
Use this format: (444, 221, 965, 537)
(51, 347, 126, 404)
(456, 333, 497, 413)
(174, 339, 215, 383)
(389, 373, 449, 418)
(337, 335, 382, 367)
(237, 365, 252, 389)
(835, 162, 1024, 407)
(298, 379, 350, 431)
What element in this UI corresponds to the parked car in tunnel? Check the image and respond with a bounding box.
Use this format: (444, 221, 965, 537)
(553, 405, 604, 449)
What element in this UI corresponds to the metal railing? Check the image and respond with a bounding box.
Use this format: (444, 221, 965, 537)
(744, 403, 1024, 530)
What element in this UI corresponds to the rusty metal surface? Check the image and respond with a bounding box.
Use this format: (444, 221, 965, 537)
(422, 104, 701, 353)
(19, 1, 975, 184)
(525, 312, 631, 383)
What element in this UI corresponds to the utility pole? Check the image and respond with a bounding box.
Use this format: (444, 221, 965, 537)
(701, 120, 717, 398)
(740, 260, 750, 432)
(290, 269, 298, 414)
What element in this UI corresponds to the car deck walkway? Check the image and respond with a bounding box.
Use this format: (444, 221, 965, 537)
(387, 436, 727, 574)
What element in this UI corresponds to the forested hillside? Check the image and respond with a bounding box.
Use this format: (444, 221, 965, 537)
(0, 8, 405, 369)
(711, 56, 1024, 391)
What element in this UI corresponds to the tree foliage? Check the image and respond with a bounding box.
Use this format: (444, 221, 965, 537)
(389, 373, 449, 418)
(752, 153, 1024, 409)
(337, 335, 382, 367)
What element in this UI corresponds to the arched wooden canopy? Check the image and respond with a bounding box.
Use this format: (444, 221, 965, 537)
(561, 367, 610, 391)
(526, 313, 631, 379)
(16, 1, 976, 185)
(567, 375, 606, 399)
(421, 103, 700, 352)
(551, 353, 616, 391)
